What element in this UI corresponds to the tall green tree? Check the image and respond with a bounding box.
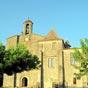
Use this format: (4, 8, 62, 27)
(73, 38, 88, 79)
(0, 42, 5, 86)
(3, 44, 40, 87)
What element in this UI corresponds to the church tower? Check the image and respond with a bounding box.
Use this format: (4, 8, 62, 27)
(23, 19, 33, 41)
(23, 19, 33, 35)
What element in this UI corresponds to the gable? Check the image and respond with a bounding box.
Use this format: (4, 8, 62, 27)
(43, 30, 62, 41)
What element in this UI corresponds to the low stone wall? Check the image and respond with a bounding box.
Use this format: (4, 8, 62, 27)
(2, 84, 39, 88)
(2, 87, 30, 88)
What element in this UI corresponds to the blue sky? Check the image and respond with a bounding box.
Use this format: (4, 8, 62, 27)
(0, 0, 88, 47)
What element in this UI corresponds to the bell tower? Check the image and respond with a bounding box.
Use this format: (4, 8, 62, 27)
(23, 19, 33, 36)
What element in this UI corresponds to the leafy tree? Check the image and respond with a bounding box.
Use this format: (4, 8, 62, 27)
(73, 38, 88, 79)
(3, 44, 40, 87)
(0, 42, 5, 86)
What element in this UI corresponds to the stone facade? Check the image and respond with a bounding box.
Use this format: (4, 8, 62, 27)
(3, 20, 88, 88)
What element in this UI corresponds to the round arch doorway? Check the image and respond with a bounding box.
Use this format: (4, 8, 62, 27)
(22, 77, 28, 87)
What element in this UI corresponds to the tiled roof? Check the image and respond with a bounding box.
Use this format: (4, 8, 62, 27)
(24, 19, 33, 24)
(43, 29, 62, 41)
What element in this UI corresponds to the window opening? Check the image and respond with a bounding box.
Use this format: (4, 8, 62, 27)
(48, 58, 55, 68)
(22, 77, 28, 87)
(70, 53, 76, 65)
(73, 77, 76, 84)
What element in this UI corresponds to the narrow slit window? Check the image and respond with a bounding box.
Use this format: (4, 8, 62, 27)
(73, 77, 76, 84)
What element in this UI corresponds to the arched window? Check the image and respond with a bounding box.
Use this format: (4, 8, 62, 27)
(26, 24, 30, 34)
(22, 77, 28, 87)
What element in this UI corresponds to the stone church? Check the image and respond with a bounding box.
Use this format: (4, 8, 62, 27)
(3, 19, 88, 88)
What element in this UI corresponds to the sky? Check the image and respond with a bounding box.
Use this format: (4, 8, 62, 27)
(0, 0, 88, 47)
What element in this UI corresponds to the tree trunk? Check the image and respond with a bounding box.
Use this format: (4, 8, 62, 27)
(14, 72, 16, 88)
